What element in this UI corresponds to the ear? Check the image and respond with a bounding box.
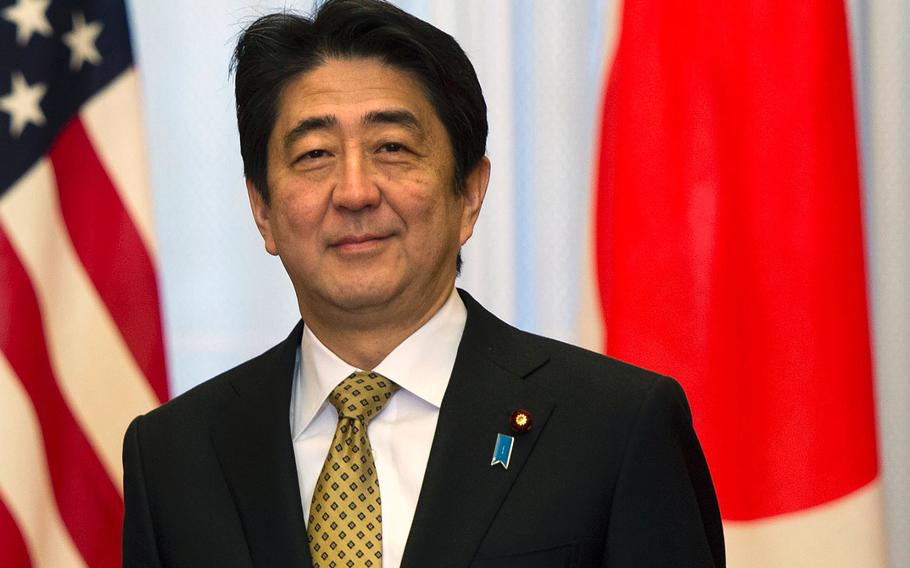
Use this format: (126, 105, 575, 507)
(246, 180, 279, 256)
(458, 156, 490, 245)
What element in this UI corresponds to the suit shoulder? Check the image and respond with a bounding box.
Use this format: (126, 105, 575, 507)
(524, 329, 680, 397)
(460, 288, 677, 400)
(535, 330, 662, 379)
(137, 324, 301, 430)
(506, 328, 698, 470)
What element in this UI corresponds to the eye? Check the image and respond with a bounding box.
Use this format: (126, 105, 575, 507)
(302, 149, 328, 160)
(378, 142, 405, 153)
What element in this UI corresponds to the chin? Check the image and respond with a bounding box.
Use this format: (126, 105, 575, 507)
(324, 281, 401, 312)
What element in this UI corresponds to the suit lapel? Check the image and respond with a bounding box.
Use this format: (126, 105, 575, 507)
(210, 323, 313, 568)
(401, 291, 555, 568)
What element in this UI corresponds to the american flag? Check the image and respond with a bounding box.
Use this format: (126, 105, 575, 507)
(0, 0, 167, 566)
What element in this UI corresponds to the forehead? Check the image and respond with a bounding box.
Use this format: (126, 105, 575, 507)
(272, 58, 439, 135)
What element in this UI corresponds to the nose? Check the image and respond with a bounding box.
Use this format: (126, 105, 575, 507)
(331, 153, 381, 211)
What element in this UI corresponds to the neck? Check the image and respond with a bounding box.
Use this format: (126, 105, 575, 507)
(301, 287, 454, 370)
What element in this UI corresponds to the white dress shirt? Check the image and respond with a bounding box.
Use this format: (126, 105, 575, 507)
(290, 287, 467, 568)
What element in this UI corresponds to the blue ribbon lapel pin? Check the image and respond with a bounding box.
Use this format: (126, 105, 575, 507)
(491, 433, 514, 469)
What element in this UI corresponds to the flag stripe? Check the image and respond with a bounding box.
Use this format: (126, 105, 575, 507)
(80, 70, 158, 259)
(0, 354, 87, 568)
(723, 480, 886, 567)
(0, 227, 122, 567)
(49, 118, 168, 403)
(0, 496, 31, 568)
(0, 160, 160, 491)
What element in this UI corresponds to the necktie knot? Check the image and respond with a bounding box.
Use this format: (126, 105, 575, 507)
(328, 371, 400, 425)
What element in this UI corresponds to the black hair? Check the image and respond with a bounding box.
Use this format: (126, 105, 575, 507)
(231, 0, 488, 204)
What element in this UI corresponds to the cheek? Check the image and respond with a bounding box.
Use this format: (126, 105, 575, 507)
(272, 193, 324, 248)
(411, 195, 464, 252)
(389, 181, 434, 220)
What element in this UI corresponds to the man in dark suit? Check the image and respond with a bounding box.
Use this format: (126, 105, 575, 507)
(122, 1, 725, 566)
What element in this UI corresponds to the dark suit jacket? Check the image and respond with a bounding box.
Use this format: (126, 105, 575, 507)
(123, 290, 724, 567)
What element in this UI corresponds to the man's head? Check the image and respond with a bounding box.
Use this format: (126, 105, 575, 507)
(232, 0, 490, 341)
(232, 0, 488, 202)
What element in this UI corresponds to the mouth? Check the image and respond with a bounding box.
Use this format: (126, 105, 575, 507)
(330, 233, 392, 253)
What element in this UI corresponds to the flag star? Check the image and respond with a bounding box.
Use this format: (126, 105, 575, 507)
(0, 71, 47, 138)
(2, 0, 52, 45)
(62, 11, 103, 71)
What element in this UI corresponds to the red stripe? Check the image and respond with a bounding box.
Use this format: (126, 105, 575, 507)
(0, 498, 31, 568)
(0, 226, 123, 567)
(596, 0, 877, 520)
(49, 118, 168, 403)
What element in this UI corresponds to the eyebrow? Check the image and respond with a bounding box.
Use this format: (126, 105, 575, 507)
(282, 109, 423, 151)
(362, 109, 420, 131)
(283, 115, 337, 150)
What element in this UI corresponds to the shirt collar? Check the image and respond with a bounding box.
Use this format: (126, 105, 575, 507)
(292, 287, 467, 439)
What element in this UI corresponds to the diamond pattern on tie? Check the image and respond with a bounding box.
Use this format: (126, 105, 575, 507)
(307, 371, 400, 568)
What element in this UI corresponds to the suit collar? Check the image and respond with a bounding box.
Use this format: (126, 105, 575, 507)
(208, 291, 555, 568)
(210, 322, 313, 567)
(294, 286, 467, 439)
(401, 289, 555, 567)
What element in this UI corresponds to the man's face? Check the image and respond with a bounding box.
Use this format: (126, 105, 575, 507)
(248, 58, 488, 328)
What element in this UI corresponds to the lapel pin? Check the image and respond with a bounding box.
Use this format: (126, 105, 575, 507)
(490, 433, 514, 469)
(510, 409, 532, 433)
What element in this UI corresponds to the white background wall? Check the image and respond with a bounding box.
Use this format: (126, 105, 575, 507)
(847, 2, 910, 564)
(126, 1, 908, 564)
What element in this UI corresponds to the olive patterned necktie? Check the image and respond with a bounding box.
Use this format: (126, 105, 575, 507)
(307, 371, 400, 567)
